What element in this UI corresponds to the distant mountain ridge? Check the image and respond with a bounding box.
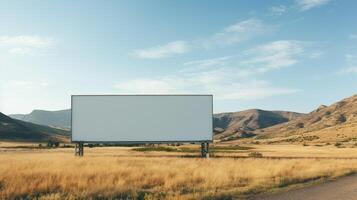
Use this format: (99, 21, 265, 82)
(213, 109, 306, 140)
(10, 108, 305, 141)
(10, 109, 71, 129)
(0, 112, 69, 142)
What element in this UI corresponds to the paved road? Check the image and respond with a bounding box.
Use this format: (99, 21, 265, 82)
(255, 174, 357, 200)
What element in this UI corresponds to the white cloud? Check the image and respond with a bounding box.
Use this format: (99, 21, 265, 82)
(8, 47, 33, 55)
(309, 51, 323, 59)
(121, 40, 305, 100)
(201, 19, 271, 48)
(132, 40, 189, 59)
(270, 5, 287, 16)
(114, 78, 185, 94)
(0, 35, 55, 48)
(349, 34, 357, 39)
(114, 74, 297, 101)
(212, 80, 298, 100)
(241, 40, 304, 71)
(183, 56, 231, 67)
(296, 0, 331, 11)
(181, 56, 231, 73)
(132, 19, 272, 58)
(339, 54, 357, 75)
(181, 40, 306, 76)
(346, 54, 357, 65)
(0, 35, 55, 55)
(6, 80, 49, 89)
(1, 80, 54, 114)
(341, 67, 357, 74)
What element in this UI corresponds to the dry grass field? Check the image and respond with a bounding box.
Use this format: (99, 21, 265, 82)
(1, 143, 357, 199)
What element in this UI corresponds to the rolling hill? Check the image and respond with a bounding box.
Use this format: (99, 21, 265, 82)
(0, 112, 70, 142)
(10, 109, 71, 130)
(9, 108, 306, 142)
(214, 109, 305, 140)
(255, 94, 357, 144)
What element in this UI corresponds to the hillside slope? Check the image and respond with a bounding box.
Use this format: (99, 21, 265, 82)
(0, 112, 69, 142)
(256, 94, 357, 144)
(214, 109, 305, 140)
(10, 109, 71, 129)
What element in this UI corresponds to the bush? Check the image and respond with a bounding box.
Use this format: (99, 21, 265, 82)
(248, 152, 263, 158)
(133, 146, 178, 152)
(337, 114, 347, 123)
(47, 140, 59, 148)
(296, 123, 304, 128)
(335, 142, 342, 147)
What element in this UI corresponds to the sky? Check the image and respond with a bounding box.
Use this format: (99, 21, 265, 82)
(0, 0, 357, 115)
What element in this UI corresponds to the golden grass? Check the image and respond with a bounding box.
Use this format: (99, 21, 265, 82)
(239, 119, 357, 145)
(1, 146, 357, 199)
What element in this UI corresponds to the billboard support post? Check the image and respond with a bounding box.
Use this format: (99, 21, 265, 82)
(201, 142, 209, 158)
(75, 142, 83, 156)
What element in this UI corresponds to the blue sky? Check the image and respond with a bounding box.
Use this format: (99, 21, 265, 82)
(0, 0, 356, 114)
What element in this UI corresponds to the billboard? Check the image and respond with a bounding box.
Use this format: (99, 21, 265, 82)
(71, 95, 213, 143)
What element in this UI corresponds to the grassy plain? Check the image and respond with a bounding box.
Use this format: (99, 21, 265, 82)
(1, 143, 357, 199)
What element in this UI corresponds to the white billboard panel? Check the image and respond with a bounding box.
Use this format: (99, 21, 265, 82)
(71, 95, 213, 142)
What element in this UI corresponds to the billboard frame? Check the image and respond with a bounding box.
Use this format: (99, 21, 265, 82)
(70, 94, 213, 144)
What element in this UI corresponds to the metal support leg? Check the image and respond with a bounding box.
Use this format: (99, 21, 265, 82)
(75, 142, 84, 156)
(201, 143, 205, 157)
(206, 142, 209, 158)
(201, 143, 209, 158)
(75, 143, 79, 156)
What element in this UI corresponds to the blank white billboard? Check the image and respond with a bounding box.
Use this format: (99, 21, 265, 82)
(71, 95, 213, 142)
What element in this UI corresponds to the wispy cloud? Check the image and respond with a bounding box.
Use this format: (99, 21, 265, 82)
(114, 70, 298, 101)
(339, 54, 357, 74)
(132, 40, 189, 59)
(0, 35, 55, 48)
(181, 56, 231, 72)
(6, 80, 49, 89)
(269, 5, 288, 16)
(200, 19, 271, 49)
(118, 40, 305, 100)
(295, 0, 331, 11)
(0, 35, 55, 55)
(8, 47, 33, 55)
(349, 34, 357, 39)
(346, 54, 357, 65)
(341, 67, 357, 74)
(182, 40, 306, 75)
(308, 50, 323, 59)
(270, 0, 330, 15)
(241, 40, 304, 72)
(132, 19, 272, 59)
(114, 78, 186, 94)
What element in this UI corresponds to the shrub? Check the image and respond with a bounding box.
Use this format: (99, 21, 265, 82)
(248, 152, 263, 158)
(335, 142, 342, 147)
(337, 114, 347, 123)
(47, 140, 59, 148)
(296, 123, 304, 128)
